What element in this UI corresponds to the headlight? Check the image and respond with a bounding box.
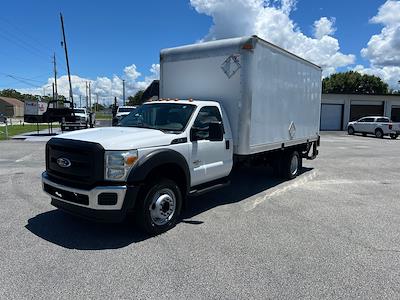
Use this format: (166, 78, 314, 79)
(105, 150, 138, 181)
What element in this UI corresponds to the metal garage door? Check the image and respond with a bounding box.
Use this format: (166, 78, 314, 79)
(350, 101, 384, 121)
(320, 104, 343, 131)
(391, 106, 400, 122)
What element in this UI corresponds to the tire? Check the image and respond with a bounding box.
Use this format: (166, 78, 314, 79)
(348, 126, 355, 135)
(281, 150, 301, 180)
(390, 134, 398, 139)
(135, 178, 182, 235)
(375, 129, 383, 139)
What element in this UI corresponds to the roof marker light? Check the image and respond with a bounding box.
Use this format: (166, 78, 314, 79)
(242, 43, 253, 50)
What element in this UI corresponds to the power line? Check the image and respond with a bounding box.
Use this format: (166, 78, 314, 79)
(0, 16, 68, 72)
(4, 75, 42, 88)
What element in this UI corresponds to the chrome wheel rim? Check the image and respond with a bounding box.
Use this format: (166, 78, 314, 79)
(290, 155, 298, 176)
(376, 131, 382, 138)
(149, 188, 176, 226)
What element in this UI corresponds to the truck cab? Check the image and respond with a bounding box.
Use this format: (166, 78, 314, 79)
(43, 99, 233, 234)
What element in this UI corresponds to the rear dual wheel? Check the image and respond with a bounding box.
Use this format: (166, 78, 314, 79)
(275, 150, 302, 180)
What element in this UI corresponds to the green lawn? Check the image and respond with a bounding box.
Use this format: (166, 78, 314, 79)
(0, 124, 57, 140)
(95, 112, 112, 120)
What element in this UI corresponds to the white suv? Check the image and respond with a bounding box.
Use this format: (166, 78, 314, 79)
(347, 116, 400, 139)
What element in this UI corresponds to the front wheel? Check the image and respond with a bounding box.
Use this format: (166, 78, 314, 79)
(135, 178, 182, 235)
(348, 126, 355, 135)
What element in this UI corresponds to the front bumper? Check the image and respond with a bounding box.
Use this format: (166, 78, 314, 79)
(42, 172, 139, 222)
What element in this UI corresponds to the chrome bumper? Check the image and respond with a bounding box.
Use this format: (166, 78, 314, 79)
(41, 172, 127, 210)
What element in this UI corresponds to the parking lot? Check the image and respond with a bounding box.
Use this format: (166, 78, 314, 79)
(1, 132, 400, 299)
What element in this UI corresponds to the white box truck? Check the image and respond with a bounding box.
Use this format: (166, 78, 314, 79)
(42, 36, 321, 235)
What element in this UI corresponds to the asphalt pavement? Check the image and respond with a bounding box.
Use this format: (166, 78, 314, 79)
(1, 132, 400, 299)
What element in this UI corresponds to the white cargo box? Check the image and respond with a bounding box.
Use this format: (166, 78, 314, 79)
(160, 35, 321, 155)
(24, 100, 46, 116)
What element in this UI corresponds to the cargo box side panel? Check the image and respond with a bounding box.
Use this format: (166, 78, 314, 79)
(249, 43, 321, 152)
(161, 53, 243, 151)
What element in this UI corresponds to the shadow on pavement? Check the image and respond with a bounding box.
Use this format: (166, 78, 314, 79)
(26, 210, 148, 250)
(26, 166, 313, 250)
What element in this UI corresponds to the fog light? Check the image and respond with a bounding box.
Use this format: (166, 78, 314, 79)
(98, 193, 118, 205)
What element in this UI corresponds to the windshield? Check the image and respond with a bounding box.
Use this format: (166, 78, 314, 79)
(74, 109, 85, 114)
(119, 103, 196, 132)
(118, 107, 135, 113)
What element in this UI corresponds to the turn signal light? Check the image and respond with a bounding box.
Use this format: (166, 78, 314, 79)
(125, 155, 138, 165)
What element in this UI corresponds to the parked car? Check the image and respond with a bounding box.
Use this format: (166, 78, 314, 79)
(112, 106, 136, 126)
(42, 36, 321, 235)
(73, 108, 89, 124)
(0, 113, 6, 123)
(347, 116, 400, 139)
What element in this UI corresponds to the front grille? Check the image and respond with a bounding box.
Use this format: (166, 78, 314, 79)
(44, 183, 89, 205)
(46, 138, 104, 188)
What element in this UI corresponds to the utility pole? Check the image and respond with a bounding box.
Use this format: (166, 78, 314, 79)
(53, 53, 58, 101)
(60, 13, 74, 109)
(89, 82, 92, 111)
(79, 95, 82, 108)
(52, 83, 55, 100)
(96, 94, 99, 112)
(85, 81, 88, 108)
(122, 79, 126, 106)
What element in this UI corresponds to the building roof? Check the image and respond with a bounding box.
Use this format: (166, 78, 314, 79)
(0, 97, 24, 107)
(141, 80, 159, 102)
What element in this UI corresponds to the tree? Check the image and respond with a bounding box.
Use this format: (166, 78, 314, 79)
(322, 71, 389, 94)
(92, 103, 105, 111)
(0, 88, 70, 102)
(127, 90, 144, 106)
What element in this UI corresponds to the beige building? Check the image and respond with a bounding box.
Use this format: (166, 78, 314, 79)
(321, 94, 400, 131)
(0, 97, 24, 117)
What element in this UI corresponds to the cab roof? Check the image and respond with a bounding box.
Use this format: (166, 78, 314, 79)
(144, 99, 220, 106)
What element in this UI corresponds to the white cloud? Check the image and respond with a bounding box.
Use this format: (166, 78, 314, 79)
(190, 0, 355, 73)
(19, 64, 160, 106)
(313, 17, 336, 39)
(355, 0, 400, 89)
(354, 64, 400, 89)
(361, 0, 400, 67)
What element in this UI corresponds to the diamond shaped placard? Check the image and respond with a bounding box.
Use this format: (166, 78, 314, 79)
(221, 55, 241, 79)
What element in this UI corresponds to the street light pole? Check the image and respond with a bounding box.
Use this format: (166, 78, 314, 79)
(122, 79, 126, 106)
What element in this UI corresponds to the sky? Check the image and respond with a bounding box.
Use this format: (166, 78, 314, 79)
(0, 0, 399, 105)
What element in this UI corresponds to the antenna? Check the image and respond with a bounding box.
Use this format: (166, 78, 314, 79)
(60, 13, 74, 109)
(53, 53, 58, 100)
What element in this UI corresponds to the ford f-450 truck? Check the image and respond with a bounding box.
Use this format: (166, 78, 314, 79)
(42, 36, 321, 234)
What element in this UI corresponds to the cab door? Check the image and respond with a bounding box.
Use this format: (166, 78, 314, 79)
(189, 106, 233, 186)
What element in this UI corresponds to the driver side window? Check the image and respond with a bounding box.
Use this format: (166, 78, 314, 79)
(192, 106, 223, 140)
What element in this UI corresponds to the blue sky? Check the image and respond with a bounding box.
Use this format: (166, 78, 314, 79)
(0, 0, 398, 100)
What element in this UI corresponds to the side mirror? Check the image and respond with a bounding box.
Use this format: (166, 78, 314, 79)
(190, 127, 202, 141)
(208, 121, 224, 141)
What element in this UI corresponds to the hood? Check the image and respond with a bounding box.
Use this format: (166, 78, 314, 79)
(74, 113, 86, 118)
(116, 112, 131, 117)
(56, 127, 179, 150)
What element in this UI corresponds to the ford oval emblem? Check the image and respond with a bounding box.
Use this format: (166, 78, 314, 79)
(57, 157, 71, 168)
